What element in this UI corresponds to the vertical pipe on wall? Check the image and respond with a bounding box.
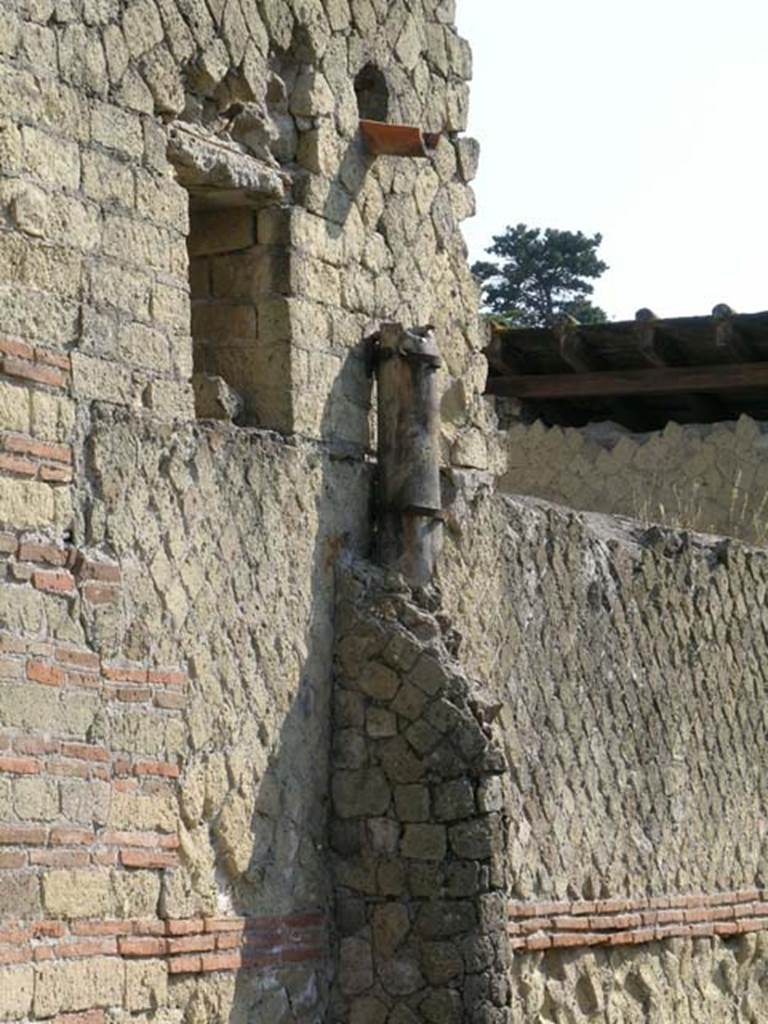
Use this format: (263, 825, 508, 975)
(374, 322, 443, 586)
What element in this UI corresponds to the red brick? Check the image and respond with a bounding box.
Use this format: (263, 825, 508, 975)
(14, 736, 58, 755)
(733, 889, 761, 903)
(30, 849, 89, 868)
(655, 924, 690, 940)
(133, 918, 167, 936)
(34, 921, 66, 938)
(0, 755, 40, 775)
(50, 827, 93, 846)
(55, 647, 100, 671)
(715, 921, 741, 936)
(0, 825, 47, 845)
(134, 760, 179, 779)
(82, 583, 119, 606)
(525, 935, 552, 951)
(655, 908, 684, 925)
(0, 851, 27, 869)
(58, 939, 118, 959)
(167, 934, 216, 955)
(684, 908, 715, 924)
(53, 1012, 105, 1024)
(26, 659, 65, 686)
(521, 917, 552, 934)
(40, 464, 73, 483)
(0, 926, 32, 943)
(0, 337, 34, 360)
(35, 347, 70, 371)
(17, 541, 68, 566)
(120, 849, 178, 870)
(201, 952, 242, 972)
(168, 954, 202, 974)
(528, 900, 570, 916)
(0, 453, 36, 476)
(113, 779, 138, 793)
(60, 742, 109, 762)
(102, 663, 148, 683)
(118, 936, 167, 957)
(148, 669, 186, 687)
(591, 913, 643, 931)
(2, 356, 67, 388)
(166, 918, 205, 936)
(104, 685, 151, 703)
(4, 436, 71, 464)
(216, 933, 241, 950)
(550, 932, 604, 949)
(90, 850, 117, 866)
(64, 670, 101, 690)
(0, 947, 30, 965)
(71, 920, 134, 937)
(204, 917, 246, 933)
(78, 561, 121, 583)
(33, 947, 56, 962)
(552, 915, 593, 932)
(32, 569, 76, 595)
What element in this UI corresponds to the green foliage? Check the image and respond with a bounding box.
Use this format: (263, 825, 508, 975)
(473, 223, 609, 327)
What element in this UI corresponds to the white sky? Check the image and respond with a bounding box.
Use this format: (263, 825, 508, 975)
(455, 1, 768, 321)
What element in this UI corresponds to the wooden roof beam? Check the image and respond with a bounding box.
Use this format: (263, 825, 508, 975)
(713, 304, 752, 361)
(486, 362, 768, 401)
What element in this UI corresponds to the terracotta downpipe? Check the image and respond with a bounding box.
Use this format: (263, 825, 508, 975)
(359, 119, 440, 158)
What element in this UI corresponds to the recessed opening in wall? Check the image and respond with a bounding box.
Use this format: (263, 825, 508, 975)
(354, 64, 390, 122)
(167, 121, 290, 429)
(187, 202, 262, 424)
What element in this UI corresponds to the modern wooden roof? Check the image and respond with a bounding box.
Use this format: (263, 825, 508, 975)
(485, 306, 768, 430)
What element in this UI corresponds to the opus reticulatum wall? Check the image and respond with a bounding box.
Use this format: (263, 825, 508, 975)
(2, 0, 768, 1022)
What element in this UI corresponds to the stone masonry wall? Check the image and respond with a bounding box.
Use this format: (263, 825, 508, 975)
(329, 561, 512, 1024)
(0, 0, 486, 1020)
(437, 480, 768, 1021)
(500, 414, 768, 544)
(0, 404, 370, 1023)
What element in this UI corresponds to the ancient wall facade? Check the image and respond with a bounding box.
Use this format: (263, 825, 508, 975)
(0, 0, 486, 1020)
(500, 414, 768, 544)
(437, 483, 768, 1021)
(3, 0, 768, 1021)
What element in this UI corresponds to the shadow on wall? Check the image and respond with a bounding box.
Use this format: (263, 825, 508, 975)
(215, 361, 374, 1022)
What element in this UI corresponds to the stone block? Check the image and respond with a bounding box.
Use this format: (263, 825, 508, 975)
(338, 935, 373, 996)
(42, 869, 113, 918)
(125, 958, 168, 1011)
(21, 125, 80, 190)
(13, 776, 58, 821)
(0, 873, 41, 919)
(356, 661, 400, 701)
(33, 957, 124, 1017)
(434, 779, 475, 822)
(333, 769, 391, 818)
(401, 824, 447, 861)
(394, 784, 430, 823)
(188, 209, 255, 257)
(420, 941, 464, 985)
(367, 707, 397, 738)
(0, 379, 30, 433)
(0, 966, 33, 1020)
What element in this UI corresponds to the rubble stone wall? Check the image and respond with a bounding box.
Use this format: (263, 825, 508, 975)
(500, 414, 768, 544)
(438, 482, 768, 1021)
(329, 562, 512, 1024)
